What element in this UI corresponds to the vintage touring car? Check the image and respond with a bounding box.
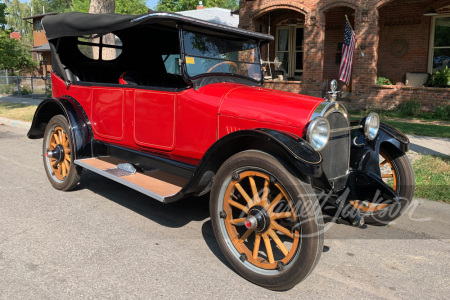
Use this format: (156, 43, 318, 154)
(28, 12, 414, 290)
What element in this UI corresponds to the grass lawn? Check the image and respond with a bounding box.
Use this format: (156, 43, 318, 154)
(382, 120, 450, 139)
(0, 101, 37, 122)
(413, 155, 450, 203)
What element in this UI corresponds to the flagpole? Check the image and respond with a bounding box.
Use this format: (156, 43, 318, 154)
(345, 15, 365, 57)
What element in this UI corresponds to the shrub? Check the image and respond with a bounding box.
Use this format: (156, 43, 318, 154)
(12, 85, 32, 96)
(0, 84, 11, 94)
(376, 76, 393, 85)
(428, 66, 450, 87)
(396, 100, 422, 118)
(434, 104, 450, 121)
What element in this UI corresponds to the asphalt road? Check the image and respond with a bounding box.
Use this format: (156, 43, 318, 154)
(1, 124, 449, 299)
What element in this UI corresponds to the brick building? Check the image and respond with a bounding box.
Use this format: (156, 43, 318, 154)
(238, 0, 450, 110)
(23, 13, 56, 76)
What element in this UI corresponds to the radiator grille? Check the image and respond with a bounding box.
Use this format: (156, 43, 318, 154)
(320, 112, 350, 182)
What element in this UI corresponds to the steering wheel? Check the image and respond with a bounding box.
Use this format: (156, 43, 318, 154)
(206, 61, 238, 73)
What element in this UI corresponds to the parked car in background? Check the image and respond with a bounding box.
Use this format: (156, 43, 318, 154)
(28, 12, 415, 290)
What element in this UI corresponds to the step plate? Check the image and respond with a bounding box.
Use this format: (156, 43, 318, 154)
(75, 157, 188, 202)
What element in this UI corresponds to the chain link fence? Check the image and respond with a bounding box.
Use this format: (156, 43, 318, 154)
(0, 70, 51, 98)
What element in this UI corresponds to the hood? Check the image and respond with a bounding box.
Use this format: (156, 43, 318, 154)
(219, 85, 323, 130)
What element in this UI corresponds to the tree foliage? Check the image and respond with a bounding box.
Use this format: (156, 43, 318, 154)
(0, 30, 36, 75)
(0, 2, 7, 30)
(156, 0, 238, 12)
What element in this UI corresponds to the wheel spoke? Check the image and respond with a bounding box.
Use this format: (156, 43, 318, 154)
(53, 133, 60, 144)
(267, 193, 283, 212)
(235, 183, 254, 207)
(260, 179, 269, 208)
(58, 130, 63, 145)
(253, 234, 261, 259)
(272, 221, 294, 239)
(262, 233, 274, 263)
(248, 176, 260, 204)
(64, 160, 70, 173)
(239, 229, 253, 243)
(382, 173, 393, 178)
(380, 159, 388, 167)
(65, 154, 71, 162)
(272, 212, 293, 220)
(230, 218, 246, 225)
(50, 142, 56, 149)
(61, 161, 67, 177)
(228, 199, 249, 214)
(267, 229, 289, 256)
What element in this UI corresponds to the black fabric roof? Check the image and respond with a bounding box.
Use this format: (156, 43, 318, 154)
(42, 12, 274, 43)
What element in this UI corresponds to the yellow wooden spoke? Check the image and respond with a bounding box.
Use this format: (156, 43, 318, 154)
(248, 176, 260, 204)
(235, 183, 254, 207)
(253, 234, 261, 259)
(230, 218, 246, 225)
(53, 133, 60, 144)
(239, 229, 253, 243)
(380, 159, 388, 167)
(382, 174, 393, 178)
(64, 160, 70, 173)
(228, 199, 249, 214)
(262, 233, 274, 263)
(272, 212, 293, 220)
(267, 193, 283, 212)
(267, 229, 289, 256)
(272, 221, 294, 239)
(65, 154, 71, 162)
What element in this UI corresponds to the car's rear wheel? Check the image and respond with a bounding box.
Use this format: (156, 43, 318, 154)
(350, 147, 415, 225)
(210, 150, 323, 290)
(42, 115, 81, 191)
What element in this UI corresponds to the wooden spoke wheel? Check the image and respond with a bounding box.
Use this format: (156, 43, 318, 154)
(351, 147, 415, 225)
(222, 170, 300, 270)
(210, 151, 323, 290)
(43, 115, 81, 191)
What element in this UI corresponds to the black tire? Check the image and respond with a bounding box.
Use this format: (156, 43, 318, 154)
(210, 150, 324, 290)
(363, 147, 415, 225)
(42, 115, 82, 191)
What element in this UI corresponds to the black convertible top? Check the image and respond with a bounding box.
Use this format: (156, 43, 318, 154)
(42, 11, 274, 43)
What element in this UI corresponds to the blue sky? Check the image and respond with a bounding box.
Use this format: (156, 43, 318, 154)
(146, 0, 158, 10)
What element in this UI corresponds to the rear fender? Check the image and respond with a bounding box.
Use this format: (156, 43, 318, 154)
(27, 97, 93, 159)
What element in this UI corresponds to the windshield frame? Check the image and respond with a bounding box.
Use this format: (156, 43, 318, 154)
(179, 25, 264, 85)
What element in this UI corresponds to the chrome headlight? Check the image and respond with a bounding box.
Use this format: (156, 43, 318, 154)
(306, 117, 330, 151)
(364, 112, 380, 141)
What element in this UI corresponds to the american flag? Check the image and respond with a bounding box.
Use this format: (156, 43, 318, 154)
(339, 20, 356, 85)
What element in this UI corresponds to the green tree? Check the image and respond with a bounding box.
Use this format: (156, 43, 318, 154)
(5, 0, 33, 43)
(70, 0, 149, 14)
(0, 30, 36, 75)
(156, 0, 238, 12)
(0, 2, 7, 30)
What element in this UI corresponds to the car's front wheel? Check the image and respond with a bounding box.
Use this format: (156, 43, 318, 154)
(210, 150, 324, 290)
(42, 115, 82, 191)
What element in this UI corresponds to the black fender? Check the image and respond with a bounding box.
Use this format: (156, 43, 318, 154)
(350, 121, 409, 176)
(166, 128, 322, 202)
(27, 96, 93, 159)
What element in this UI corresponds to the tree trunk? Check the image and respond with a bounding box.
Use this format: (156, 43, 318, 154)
(89, 0, 115, 14)
(89, 0, 116, 60)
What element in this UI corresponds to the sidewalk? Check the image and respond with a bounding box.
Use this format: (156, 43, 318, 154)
(0, 95, 45, 106)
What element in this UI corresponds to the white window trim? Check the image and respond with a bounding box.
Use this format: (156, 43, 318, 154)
(428, 14, 450, 73)
(275, 25, 304, 78)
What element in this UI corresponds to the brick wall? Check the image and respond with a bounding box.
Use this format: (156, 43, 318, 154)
(240, 0, 450, 110)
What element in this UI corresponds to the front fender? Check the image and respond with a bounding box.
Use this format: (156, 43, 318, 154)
(350, 121, 409, 175)
(27, 97, 93, 159)
(165, 128, 322, 202)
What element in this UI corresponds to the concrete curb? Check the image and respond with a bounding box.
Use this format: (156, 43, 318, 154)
(0, 117, 31, 130)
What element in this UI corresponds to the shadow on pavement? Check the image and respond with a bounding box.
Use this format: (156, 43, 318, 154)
(77, 170, 210, 228)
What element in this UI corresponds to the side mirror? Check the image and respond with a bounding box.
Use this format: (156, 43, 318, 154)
(39, 60, 48, 80)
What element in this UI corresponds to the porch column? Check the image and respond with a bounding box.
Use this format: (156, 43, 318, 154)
(302, 10, 325, 94)
(352, 7, 379, 96)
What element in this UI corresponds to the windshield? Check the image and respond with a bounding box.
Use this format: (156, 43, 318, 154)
(182, 30, 261, 82)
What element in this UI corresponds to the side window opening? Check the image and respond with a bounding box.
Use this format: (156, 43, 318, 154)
(77, 33, 123, 61)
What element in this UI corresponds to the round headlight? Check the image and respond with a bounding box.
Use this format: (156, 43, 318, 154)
(307, 117, 330, 151)
(364, 112, 380, 141)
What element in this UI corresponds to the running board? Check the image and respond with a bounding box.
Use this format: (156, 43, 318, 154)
(75, 157, 188, 202)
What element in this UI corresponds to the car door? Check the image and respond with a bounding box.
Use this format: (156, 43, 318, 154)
(91, 87, 125, 141)
(133, 89, 176, 151)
